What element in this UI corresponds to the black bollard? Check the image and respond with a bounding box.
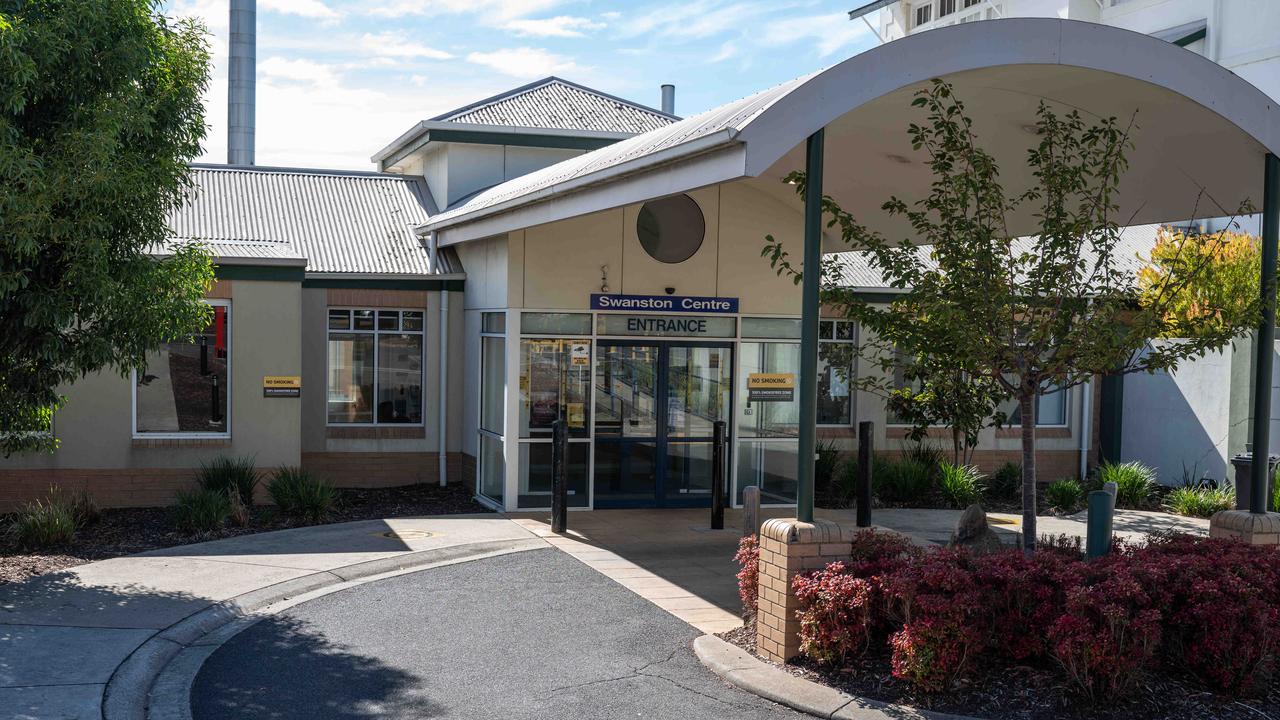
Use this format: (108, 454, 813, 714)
(551, 419, 568, 533)
(210, 374, 223, 424)
(857, 421, 872, 528)
(711, 420, 727, 530)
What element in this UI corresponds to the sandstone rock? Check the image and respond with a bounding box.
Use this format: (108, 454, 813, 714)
(950, 503, 1004, 554)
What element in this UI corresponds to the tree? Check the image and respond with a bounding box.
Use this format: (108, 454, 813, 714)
(883, 353, 1007, 466)
(766, 79, 1258, 551)
(1137, 226, 1261, 339)
(0, 0, 214, 455)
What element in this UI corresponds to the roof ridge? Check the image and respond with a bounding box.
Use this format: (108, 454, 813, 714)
(431, 76, 676, 123)
(189, 163, 414, 179)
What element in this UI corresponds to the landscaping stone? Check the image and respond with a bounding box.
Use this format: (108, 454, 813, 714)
(949, 504, 1004, 554)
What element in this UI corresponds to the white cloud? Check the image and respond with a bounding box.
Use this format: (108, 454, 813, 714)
(616, 0, 773, 41)
(466, 47, 580, 79)
(259, 0, 339, 20)
(758, 12, 872, 57)
(359, 32, 453, 60)
(258, 56, 340, 85)
(503, 15, 605, 38)
(709, 40, 737, 63)
(365, 0, 563, 21)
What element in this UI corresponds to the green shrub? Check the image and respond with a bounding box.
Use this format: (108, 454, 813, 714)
(1099, 461, 1158, 509)
(873, 457, 935, 504)
(1044, 479, 1084, 512)
(196, 456, 259, 505)
(1273, 464, 1280, 512)
(268, 467, 336, 523)
(987, 462, 1022, 501)
(173, 487, 230, 534)
(9, 495, 77, 549)
(902, 442, 945, 472)
(65, 488, 100, 527)
(1164, 485, 1233, 518)
(824, 459, 859, 509)
(938, 463, 984, 508)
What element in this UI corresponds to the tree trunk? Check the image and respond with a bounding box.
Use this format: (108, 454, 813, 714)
(1020, 393, 1037, 553)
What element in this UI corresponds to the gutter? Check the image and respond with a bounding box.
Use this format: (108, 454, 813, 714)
(371, 120, 635, 166)
(417, 128, 742, 237)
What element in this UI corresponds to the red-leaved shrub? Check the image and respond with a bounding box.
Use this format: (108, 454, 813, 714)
(973, 549, 1073, 662)
(883, 548, 989, 691)
(1048, 557, 1164, 701)
(793, 562, 880, 665)
(734, 535, 759, 618)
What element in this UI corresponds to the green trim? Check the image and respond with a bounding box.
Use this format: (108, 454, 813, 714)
(1099, 373, 1124, 465)
(1174, 28, 1206, 47)
(302, 277, 464, 291)
(214, 264, 305, 282)
(427, 128, 620, 151)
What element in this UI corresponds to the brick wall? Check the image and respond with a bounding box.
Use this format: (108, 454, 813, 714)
(301, 452, 467, 488)
(0, 468, 212, 510)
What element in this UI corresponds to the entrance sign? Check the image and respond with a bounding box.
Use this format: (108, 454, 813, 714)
(591, 293, 739, 314)
(597, 314, 736, 338)
(747, 373, 795, 402)
(263, 376, 301, 398)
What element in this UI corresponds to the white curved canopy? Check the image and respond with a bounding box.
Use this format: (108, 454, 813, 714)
(424, 18, 1280, 246)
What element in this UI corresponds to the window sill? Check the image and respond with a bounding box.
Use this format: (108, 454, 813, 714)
(995, 427, 1071, 439)
(132, 437, 232, 448)
(326, 425, 426, 440)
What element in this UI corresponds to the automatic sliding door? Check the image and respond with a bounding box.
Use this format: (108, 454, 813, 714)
(594, 343, 660, 507)
(662, 345, 731, 506)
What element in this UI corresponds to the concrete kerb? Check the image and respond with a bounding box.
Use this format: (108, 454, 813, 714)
(103, 537, 547, 720)
(693, 635, 978, 720)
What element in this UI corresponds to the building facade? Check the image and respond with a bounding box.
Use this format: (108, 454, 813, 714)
(3, 16, 1277, 510)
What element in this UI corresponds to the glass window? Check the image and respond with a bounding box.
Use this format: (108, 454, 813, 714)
(636, 194, 705, 264)
(479, 433, 504, 503)
(938, 0, 956, 16)
(818, 343, 854, 426)
(737, 440, 798, 505)
(326, 308, 424, 425)
(1007, 386, 1069, 427)
(482, 312, 506, 334)
(914, 2, 932, 27)
(327, 334, 375, 424)
(135, 302, 230, 435)
(519, 339, 591, 438)
(739, 342, 800, 438)
(517, 442, 589, 508)
(742, 317, 801, 339)
(480, 336, 505, 434)
(520, 313, 592, 335)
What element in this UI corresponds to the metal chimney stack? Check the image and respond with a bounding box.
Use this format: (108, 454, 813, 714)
(660, 84, 675, 116)
(227, 0, 256, 165)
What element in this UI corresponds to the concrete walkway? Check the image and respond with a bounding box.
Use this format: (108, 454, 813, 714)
(0, 506, 1210, 719)
(0, 516, 542, 720)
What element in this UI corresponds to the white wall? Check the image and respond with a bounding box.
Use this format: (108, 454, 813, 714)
(1122, 341, 1234, 484)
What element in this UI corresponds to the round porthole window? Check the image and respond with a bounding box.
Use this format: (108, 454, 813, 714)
(636, 194, 705, 264)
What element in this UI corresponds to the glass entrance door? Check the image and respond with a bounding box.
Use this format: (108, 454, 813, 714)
(594, 342, 732, 508)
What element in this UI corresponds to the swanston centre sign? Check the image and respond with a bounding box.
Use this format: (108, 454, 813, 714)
(590, 293, 739, 314)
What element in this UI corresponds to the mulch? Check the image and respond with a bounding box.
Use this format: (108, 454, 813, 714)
(0, 482, 490, 585)
(718, 619, 1279, 720)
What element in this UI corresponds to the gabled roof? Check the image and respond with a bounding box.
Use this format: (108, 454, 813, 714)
(166, 165, 434, 275)
(431, 77, 678, 135)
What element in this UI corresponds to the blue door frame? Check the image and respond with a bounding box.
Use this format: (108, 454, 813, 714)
(593, 340, 734, 509)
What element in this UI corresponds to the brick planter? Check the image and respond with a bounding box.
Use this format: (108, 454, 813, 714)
(755, 517, 850, 663)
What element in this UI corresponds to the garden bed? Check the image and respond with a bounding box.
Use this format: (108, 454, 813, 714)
(0, 482, 490, 584)
(719, 623, 1279, 720)
(727, 531, 1280, 720)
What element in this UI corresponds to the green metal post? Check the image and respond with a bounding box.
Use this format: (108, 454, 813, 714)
(797, 129, 825, 524)
(1251, 153, 1280, 514)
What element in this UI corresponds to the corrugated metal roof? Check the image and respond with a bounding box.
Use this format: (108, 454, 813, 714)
(830, 224, 1163, 289)
(433, 77, 676, 135)
(167, 165, 433, 274)
(427, 74, 812, 224)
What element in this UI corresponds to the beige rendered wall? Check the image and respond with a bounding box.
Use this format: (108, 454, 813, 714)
(0, 278, 303, 507)
(510, 179, 803, 312)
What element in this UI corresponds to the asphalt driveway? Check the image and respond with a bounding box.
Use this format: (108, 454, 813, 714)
(191, 547, 804, 720)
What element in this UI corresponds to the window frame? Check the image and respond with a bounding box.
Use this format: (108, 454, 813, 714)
(1006, 386, 1071, 428)
(132, 298, 232, 439)
(817, 320, 857, 427)
(325, 306, 426, 427)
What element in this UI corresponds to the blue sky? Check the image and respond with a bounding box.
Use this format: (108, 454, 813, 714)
(164, 0, 879, 169)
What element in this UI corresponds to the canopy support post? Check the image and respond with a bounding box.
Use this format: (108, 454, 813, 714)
(1251, 152, 1280, 514)
(797, 129, 825, 524)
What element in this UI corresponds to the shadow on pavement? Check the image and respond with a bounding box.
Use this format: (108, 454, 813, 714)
(194, 614, 441, 719)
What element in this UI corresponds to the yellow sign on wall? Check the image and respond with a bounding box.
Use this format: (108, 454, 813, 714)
(747, 373, 795, 402)
(263, 376, 301, 397)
